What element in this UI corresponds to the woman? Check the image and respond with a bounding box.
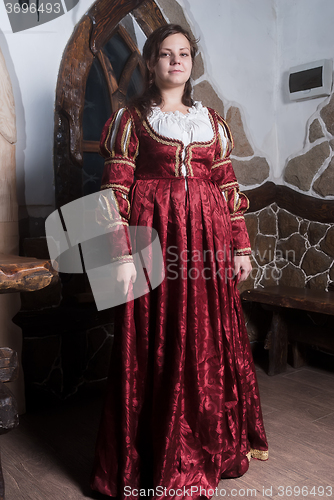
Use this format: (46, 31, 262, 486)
(91, 24, 268, 499)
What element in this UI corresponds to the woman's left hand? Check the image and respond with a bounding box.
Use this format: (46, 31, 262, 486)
(234, 255, 252, 282)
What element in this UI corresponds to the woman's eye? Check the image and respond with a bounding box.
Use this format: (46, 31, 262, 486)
(160, 52, 170, 57)
(181, 53, 189, 57)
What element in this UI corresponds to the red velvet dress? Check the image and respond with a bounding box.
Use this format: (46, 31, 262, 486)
(91, 106, 268, 499)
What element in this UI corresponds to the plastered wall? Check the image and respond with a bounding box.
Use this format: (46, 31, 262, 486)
(0, 0, 334, 221)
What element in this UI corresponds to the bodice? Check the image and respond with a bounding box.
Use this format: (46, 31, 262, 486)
(99, 103, 252, 256)
(130, 106, 222, 181)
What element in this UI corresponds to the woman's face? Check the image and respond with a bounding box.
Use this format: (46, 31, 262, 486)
(148, 33, 192, 91)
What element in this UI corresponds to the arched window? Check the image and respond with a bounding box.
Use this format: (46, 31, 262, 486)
(82, 22, 146, 196)
(54, 0, 166, 208)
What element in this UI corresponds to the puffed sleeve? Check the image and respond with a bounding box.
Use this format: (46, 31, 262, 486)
(211, 112, 251, 256)
(97, 107, 139, 264)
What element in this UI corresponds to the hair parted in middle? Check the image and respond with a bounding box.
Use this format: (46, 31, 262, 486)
(128, 24, 198, 120)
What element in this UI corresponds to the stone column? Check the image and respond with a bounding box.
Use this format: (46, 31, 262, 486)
(0, 47, 25, 414)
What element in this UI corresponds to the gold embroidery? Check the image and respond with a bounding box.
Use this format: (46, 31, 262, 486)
(246, 451, 252, 462)
(235, 247, 252, 255)
(212, 159, 231, 170)
(121, 118, 132, 157)
(235, 191, 242, 213)
(125, 198, 130, 215)
(100, 186, 131, 217)
(184, 147, 194, 177)
(104, 158, 136, 169)
(110, 255, 134, 264)
(97, 191, 118, 222)
(230, 215, 245, 222)
(142, 119, 183, 177)
(103, 113, 118, 157)
(185, 112, 216, 176)
(233, 188, 238, 213)
(224, 120, 234, 151)
(101, 183, 130, 194)
(241, 191, 250, 212)
(218, 130, 224, 160)
(249, 448, 269, 461)
(106, 220, 129, 229)
(216, 113, 234, 154)
(109, 189, 121, 219)
(219, 181, 239, 190)
(221, 186, 249, 216)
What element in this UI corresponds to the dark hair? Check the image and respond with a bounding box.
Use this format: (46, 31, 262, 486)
(129, 24, 198, 120)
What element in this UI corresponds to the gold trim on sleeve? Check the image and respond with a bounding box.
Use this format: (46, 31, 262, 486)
(240, 191, 250, 211)
(103, 113, 118, 156)
(235, 247, 252, 255)
(104, 157, 136, 168)
(230, 215, 245, 222)
(211, 159, 231, 170)
(101, 183, 130, 194)
(121, 118, 132, 157)
(106, 220, 129, 229)
(235, 191, 242, 213)
(110, 255, 134, 264)
(215, 112, 234, 154)
(219, 181, 239, 190)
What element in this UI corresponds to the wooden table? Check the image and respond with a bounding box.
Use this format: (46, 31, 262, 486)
(0, 254, 58, 294)
(0, 254, 58, 499)
(241, 286, 334, 375)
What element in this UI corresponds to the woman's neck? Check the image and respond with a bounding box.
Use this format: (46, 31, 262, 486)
(158, 87, 189, 114)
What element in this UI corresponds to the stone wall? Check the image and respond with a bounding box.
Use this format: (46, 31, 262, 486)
(158, 0, 271, 187)
(237, 205, 334, 294)
(284, 94, 334, 198)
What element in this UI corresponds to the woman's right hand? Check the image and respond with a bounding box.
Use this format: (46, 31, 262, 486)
(116, 262, 137, 296)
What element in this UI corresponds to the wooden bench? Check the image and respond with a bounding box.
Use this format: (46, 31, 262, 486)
(241, 286, 334, 375)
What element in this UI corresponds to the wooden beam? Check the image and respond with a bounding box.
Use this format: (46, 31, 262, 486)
(244, 182, 334, 222)
(241, 286, 334, 316)
(132, 0, 167, 36)
(88, 0, 145, 54)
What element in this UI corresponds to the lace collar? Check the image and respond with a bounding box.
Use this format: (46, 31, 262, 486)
(149, 101, 207, 119)
(147, 101, 211, 134)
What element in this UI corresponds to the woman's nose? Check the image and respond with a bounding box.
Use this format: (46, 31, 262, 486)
(171, 54, 181, 64)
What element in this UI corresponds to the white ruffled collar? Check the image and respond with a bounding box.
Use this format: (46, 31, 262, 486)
(149, 101, 207, 119)
(148, 101, 210, 134)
